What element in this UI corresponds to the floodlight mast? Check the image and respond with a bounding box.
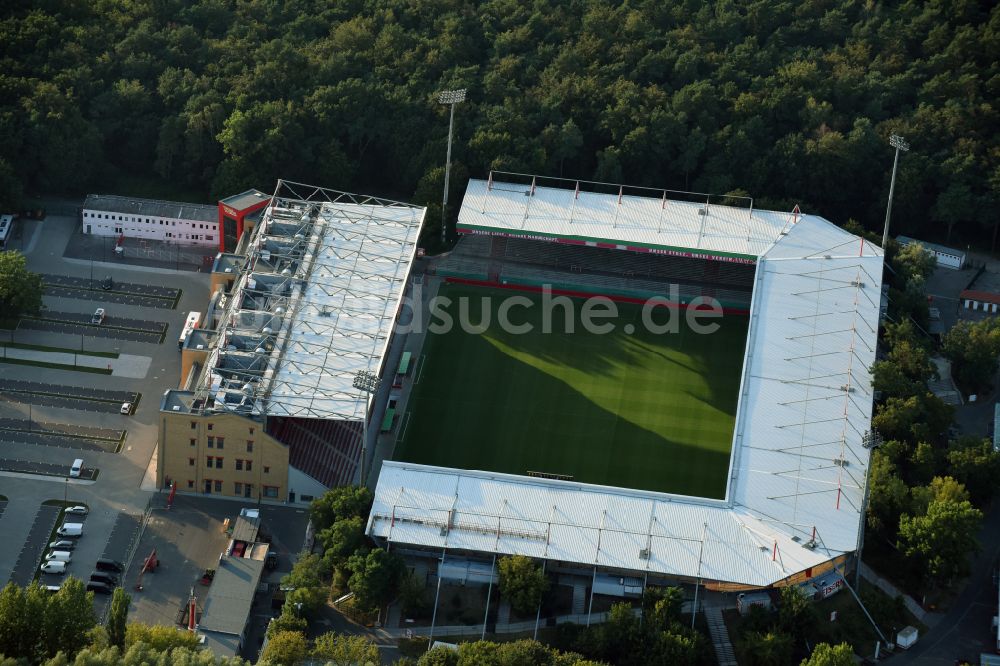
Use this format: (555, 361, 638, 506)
(881, 134, 910, 250)
(353, 369, 381, 487)
(438, 88, 467, 245)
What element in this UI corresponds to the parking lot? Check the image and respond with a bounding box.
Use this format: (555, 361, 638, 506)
(0, 380, 139, 414)
(9, 504, 63, 587)
(0, 211, 213, 594)
(45, 285, 177, 310)
(0, 458, 98, 480)
(42, 273, 180, 300)
(93, 512, 144, 617)
(18, 310, 167, 344)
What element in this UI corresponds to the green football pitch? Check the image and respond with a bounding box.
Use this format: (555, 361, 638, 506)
(394, 284, 750, 498)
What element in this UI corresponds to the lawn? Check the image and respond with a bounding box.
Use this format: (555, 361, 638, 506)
(395, 284, 749, 498)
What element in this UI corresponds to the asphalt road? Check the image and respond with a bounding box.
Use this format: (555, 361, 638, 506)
(9, 504, 62, 587)
(0, 458, 98, 480)
(45, 285, 175, 309)
(42, 274, 180, 299)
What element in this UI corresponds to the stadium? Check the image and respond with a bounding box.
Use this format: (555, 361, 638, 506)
(368, 172, 884, 597)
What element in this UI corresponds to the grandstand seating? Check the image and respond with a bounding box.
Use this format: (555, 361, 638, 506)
(501, 237, 754, 288)
(267, 416, 362, 487)
(440, 233, 755, 307)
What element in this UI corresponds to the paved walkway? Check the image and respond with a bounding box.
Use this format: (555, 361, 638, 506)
(860, 562, 939, 626)
(0, 347, 151, 378)
(704, 606, 738, 666)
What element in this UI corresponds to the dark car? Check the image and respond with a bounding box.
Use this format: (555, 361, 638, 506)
(101, 275, 113, 290)
(85, 581, 112, 595)
(89, 572, 118, 586)
(95, 558, 124, 573)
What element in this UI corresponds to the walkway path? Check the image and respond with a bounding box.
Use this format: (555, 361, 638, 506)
(704, 606, 738, 666)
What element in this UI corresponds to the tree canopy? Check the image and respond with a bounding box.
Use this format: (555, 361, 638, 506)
(2, 0, 998, 249)
(0, 251, 44, 321)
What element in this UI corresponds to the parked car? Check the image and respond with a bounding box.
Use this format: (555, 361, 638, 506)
(48, 540, 76, 551)
(64, 505, 89, 515)
(57, 523, 83, 537)
(39, 561, 67, 575)
(101, 275, 113, 291)
(89, 572, 118, 586)
(91, 308, 105, 324)
(120, 402, 132, 415)
(85, 581, 112, 595)
(95, 558, 124, 573)
(45, 550, 72, 562)
(69, 458, 83, 478)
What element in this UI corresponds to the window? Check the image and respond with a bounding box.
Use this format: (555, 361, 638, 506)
(187, 480, 194, 489)
(207, 423, 213, 431)
(215, 458, 223, 469)
(191, 422, 197, 430)
(246, 441, 254, 453)
(189, 438, 196, 447)
(249, 427, 255, 435)
(206, 235, 214, 241)
(188, 458, 194, 466)
(263, 466, 270, 474)
(235, 459, 243, 471)
(216, 437, 224, 449)
(234, 482, 243, 495)
(245, 461, 252, 472)
(207, 436, 214, 448)
(263, 486, 279, 498)
(206, 456, 213, 468)
(300, 495, 314, 502)
(214, 480, 222, 492)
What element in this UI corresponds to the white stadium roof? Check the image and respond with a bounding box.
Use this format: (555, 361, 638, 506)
(456, 173, 797, 262)
(195, 181, 425, 420)
(369, 175, 884, 588)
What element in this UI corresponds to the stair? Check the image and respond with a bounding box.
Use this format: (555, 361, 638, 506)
(571, 580, 587, 615)
(704, 606, 738, 666)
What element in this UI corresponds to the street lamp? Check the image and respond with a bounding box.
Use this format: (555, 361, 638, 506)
(881, 134, 910, 250)
(438, 88, 467, 245)
(353, 369, 381, 487)
(855, 429, 884, 590)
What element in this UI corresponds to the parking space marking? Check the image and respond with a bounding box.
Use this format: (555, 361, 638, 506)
(9, 504, 61, 587)
(45, 285, 175, 309)
(41, 274, 180, 299)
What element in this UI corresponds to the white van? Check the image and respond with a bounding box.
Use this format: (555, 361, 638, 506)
(57, 523, 83, 537)
(45, 550, 73, 562)
(70, 459, 83, 478)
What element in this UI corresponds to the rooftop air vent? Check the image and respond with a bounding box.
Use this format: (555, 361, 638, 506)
(698, 208, 708, 216)
(638, 548, 650, 560)
(851, 280, 865, 288)
(833, 457, 848, 467)
(261, 327, 273, 335)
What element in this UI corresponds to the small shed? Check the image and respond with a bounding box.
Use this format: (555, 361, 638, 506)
(896, 625, 919, 649)
(897, 235, 965, 270)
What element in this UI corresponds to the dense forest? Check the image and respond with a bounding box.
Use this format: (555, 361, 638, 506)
(1, 0, 997, 246)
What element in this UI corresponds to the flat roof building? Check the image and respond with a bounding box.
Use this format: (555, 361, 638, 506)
(159, 180, 426, 503)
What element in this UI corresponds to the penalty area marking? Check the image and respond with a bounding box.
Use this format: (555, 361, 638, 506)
(397, 411, 411, 444)
(414, 354, 427, 385)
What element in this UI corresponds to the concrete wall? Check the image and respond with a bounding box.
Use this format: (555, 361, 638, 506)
(82, 208, 219, 246)
(158, 410, 289, 501)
